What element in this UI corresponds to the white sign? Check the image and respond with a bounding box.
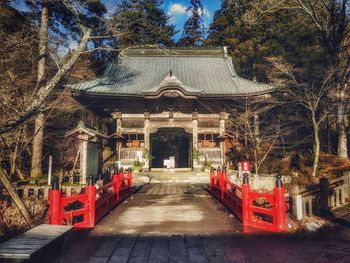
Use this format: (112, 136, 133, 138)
(168, 156, 175, 168)
(163, 156, 175, 168)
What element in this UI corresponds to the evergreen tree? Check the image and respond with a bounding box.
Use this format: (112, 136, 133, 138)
(207, 0, 321, 81)
(112, 0, 175, 46)
(178, 0, 205, 46)
(208, 0, 338, 176)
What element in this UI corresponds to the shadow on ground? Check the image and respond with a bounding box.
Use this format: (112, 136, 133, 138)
(37, 184, 350, 263)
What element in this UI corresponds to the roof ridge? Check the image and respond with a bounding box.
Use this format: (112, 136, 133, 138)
(224, 57, 238, 78)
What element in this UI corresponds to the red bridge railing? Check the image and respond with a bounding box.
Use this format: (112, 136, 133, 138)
(49, 169, 132, 228)
(210, 168, 286, 233)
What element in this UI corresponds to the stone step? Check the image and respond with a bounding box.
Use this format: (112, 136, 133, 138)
(132, 172, 209, 184)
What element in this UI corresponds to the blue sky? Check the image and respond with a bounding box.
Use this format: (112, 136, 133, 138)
(103, 0, 221, 40)
(13, 0, 221, 40)
(165, 0, 221, 39)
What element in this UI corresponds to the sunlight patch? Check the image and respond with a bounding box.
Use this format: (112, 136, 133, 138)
(118, 204, 203, 226)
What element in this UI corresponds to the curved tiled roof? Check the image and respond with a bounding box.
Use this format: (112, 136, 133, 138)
(69, 53, 274, 97)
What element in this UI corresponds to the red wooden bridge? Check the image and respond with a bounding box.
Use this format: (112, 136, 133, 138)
(4, 174, 350, 263)
(49, 169, 133, 228)
(49, 168, 287, 233)
(210, 168, 287, 233)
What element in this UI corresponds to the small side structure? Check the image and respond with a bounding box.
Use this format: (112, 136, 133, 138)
(65, 121, 108, 184)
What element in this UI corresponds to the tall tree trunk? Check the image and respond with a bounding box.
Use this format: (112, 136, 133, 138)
(10, 128, 24, 179)
(337, 88, 348, 159)
(326, 114, 331, 153)
(312, 113, 320, 178)
(37, 2, 48, 85)
(10, 145, 18, 177)
(31, 112, 45, 179)
(253, 148, 259, 175)
(254, 113, 260, 149)
(31, 3, 48, 179)
(244, 101, 248, 149)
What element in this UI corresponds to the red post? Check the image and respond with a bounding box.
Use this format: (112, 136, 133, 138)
(221, 167, 228, 199)
(113, 172, 120, 201)
(115, 169, 124, 200)
(118, 169, 124, 188)
(217, 168, 225, 200)
(223, 167, 228, 183)
(49, 176, 61, 225)
(274, 174, 286, 232)
(128, 168, 132, 192)
(209, 168, 214, 190)
(86, 175, 96, 228)
(241, 173, 250, 232)
(118, 168, 124, 178)
(217, 167, 222, 179)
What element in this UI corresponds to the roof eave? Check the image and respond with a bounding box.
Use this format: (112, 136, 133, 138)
(70, 87, 275, 99)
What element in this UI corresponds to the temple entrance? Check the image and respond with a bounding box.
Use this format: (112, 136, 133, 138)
(150, 128, 192, 168)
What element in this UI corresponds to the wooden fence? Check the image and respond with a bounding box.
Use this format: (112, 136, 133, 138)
(15, 185, 85, 200)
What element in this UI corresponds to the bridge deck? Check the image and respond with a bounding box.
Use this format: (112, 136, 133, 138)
(48, 184, 350, 263)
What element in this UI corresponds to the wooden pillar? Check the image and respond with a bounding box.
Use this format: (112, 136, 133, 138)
(192, 111, 198, 168)
(220, 112, 226, 166)
(112, 111, 122, 161)
(144, 111, 150, 171)
(31, 112, 45, 179)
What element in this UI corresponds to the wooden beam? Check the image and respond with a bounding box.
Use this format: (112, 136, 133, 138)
(0, 169, 34, 228)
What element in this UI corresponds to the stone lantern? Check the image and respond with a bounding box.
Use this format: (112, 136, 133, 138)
(65, 121, 108, 184)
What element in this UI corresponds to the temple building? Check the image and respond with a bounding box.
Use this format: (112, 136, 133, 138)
(69, 47, 273, 172)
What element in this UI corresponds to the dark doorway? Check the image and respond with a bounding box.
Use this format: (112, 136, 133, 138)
(151, 128, 192, 168)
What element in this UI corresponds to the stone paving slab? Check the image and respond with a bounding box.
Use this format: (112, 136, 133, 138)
(138, 184, 189, 195)
(93, 236, 122, 257)
(48, 184, 350, 263)
(90, 234, 252, 263)
(132, 171, 210, 185)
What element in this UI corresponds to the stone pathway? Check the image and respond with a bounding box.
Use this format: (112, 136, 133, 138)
(132, 171, 210, 184)
(88, 235, 242, 263)
(47, 184, 350, 263)
(139, 184, 190, 195)
(92, 184, 240, 236)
